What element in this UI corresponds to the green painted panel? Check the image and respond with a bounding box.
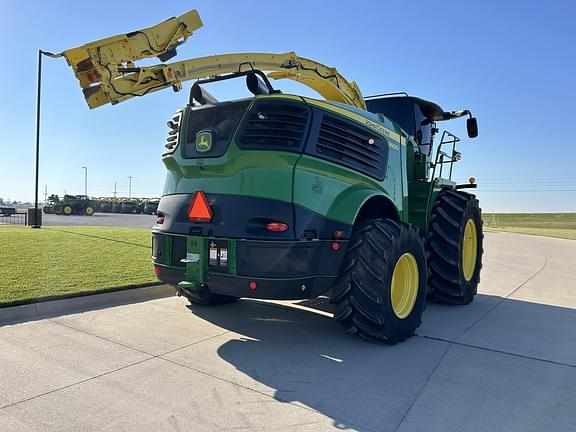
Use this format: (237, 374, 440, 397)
(186, 236, 208, 284)
(227, 240, 237, 276)
(293, 153, 403, 224)
(162, 146, 300, 203)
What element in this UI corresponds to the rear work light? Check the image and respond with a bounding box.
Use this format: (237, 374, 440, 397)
(187, 191, 213, 222)
(266, 222, 289, 232)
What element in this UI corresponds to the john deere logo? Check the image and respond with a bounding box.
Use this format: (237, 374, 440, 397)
(196, 130, 213, 153)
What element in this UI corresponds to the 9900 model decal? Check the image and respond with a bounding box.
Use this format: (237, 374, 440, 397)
(363, 119, 402, 144)
(304, 99, 402, 145)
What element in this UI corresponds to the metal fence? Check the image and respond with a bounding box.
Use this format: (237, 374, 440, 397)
(0, 213, 28, 226)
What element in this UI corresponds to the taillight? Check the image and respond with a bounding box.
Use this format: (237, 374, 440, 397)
(266, 222, 288, 232)
(188, 191, 213, 222)
(333, 230, 345, 239)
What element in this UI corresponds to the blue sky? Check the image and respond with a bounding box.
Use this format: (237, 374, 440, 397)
(1, 0, 575, 211)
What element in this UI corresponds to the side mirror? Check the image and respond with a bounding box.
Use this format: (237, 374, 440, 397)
(467, 117, 479, 138)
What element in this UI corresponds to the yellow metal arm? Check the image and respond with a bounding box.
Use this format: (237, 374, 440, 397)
(61, 10, 202, 102)
(60, 10, 365, 110)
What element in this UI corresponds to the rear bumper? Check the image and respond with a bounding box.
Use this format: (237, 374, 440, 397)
(152, 234, 347, 300)
(155, 265, 335, 300)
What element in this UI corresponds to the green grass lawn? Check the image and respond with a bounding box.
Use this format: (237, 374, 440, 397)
(483, 213, 576, 240)
(0, 226, 158, 307)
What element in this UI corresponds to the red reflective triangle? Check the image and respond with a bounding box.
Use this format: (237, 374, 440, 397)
(188, 191, 213, 222)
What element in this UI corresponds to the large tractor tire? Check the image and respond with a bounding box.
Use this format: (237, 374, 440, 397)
(330, 219, 427, 344)
(85, 206, 95, 216)
(54, 205, 63, 215)
(179, 284, 239, 306)
(63, 206, 73, 215)
(428, 189, 483, 305)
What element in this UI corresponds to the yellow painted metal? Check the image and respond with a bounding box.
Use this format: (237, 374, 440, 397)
(62, 10, 202, 87)
(462, 219, 478, 281)
(390, 253, 419, 319)
(63, 206, 73, 215)
(59, 10, 365, 110)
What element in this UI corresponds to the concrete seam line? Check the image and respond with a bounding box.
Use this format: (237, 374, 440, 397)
(48, 319, 155, 357)
(52, 317, 246, 359)
(458, 256, 548, 339)
(418, 334, 576, 369)
(0, 357, 155, 411)
(392, 342, 453, 432)
(0, 323, 256, 411)
(157, 323, 257, 357)
(158, 356, 380, 432)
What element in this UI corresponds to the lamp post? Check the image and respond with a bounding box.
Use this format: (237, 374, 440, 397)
(33, 49, 63, 229)
(82, 166, 88, 196)
(128, 176, 134, 199)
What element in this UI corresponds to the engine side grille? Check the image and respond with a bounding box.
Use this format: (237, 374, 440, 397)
(237, 101, 310, 151)
(315, 114, 388, 179)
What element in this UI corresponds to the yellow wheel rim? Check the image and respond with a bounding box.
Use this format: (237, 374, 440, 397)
(64, 206, 72, 215)
(86, 207, 94, 215)
(391, 253, 419, 319)
(462, 219, 478, 281)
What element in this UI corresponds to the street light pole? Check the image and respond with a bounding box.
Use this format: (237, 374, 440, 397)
(82, 166, 88, 196)
(33, 49, 63, 229)
(128, 176, 134, 199)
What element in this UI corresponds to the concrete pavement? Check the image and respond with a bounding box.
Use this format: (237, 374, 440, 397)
(1, 232, 575, 431)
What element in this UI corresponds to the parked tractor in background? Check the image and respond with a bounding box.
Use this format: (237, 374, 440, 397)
(143, 198, 160, 215)
(43, 194, 60, 214)
(60, 9, 483, 344)
(0, 206, 17, 217)
(43, 194, 96, 216)
(119, 199, 143, 214)
(96, 198, 114, 213)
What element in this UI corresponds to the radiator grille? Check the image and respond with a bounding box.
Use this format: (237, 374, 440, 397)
(237, 102, 310, 150)
(315, 114, 388, 179)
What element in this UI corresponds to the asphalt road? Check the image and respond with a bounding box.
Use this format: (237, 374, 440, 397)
(42, 212, 157, 228)
(1, 232, 575, 431)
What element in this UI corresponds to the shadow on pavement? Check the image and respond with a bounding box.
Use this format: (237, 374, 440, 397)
(187, 299, 441, 432)
(185, 294, 576, 432)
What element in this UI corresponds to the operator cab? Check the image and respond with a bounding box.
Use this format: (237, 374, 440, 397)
(365, 94, 478, 155)
(365, 95, 441, 155)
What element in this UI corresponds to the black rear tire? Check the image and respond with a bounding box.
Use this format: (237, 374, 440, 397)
(330, 219, 427, 344)
(428, 189, 483, 304)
